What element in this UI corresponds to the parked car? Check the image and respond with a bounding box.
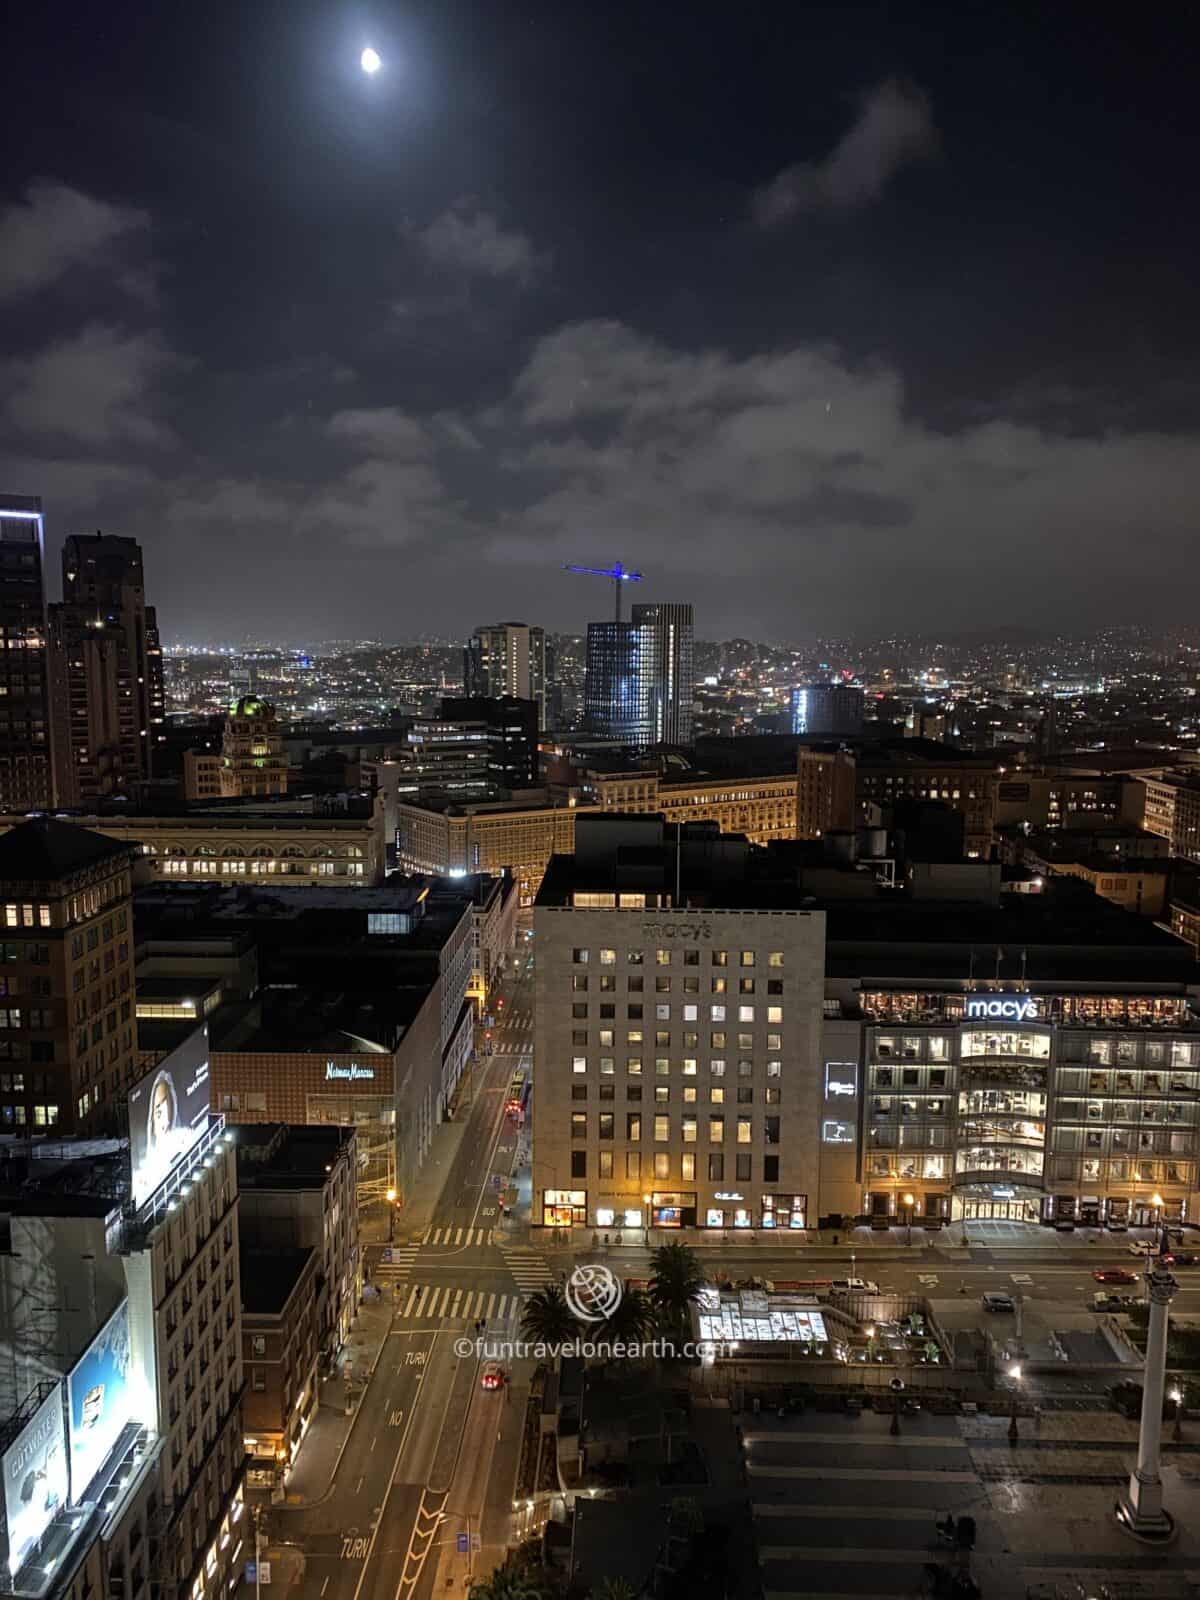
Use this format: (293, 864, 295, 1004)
(1094, 1267, 1139, 1285)
(828, 1277, 880, 1295)
(1093, 1291, 1137, 1311)
(1171, 1252, 1200, 1267)
(1053, 1219, 1076, 1232)
(981, 1291, 1015, 1313)
(1128, 1241, 1157, 1256)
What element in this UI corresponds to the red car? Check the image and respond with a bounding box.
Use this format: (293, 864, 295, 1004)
(1093, 1267, 1139, 1285)
(480, 1361, 504, 1391)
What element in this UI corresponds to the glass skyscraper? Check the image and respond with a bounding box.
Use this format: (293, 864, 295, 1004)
(583, 602, 694, 746)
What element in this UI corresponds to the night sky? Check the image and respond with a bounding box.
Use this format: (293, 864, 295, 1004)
(3, 1, 1198, 643)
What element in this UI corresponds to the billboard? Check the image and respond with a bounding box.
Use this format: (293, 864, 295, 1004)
(3, 1384, 67, 1575)
(66, 1300, 132, 1502)
(128, 1022, 211, 1207)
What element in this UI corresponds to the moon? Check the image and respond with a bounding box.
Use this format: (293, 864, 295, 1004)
(361, 47, 382, 75)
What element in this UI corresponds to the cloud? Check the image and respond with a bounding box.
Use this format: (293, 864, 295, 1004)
(3, 324, 177, 447)
(328, 407, 432, 458)
(408, 204, 546, 284)
(0, 180, 154, 303)
(753, 79, 936, 225)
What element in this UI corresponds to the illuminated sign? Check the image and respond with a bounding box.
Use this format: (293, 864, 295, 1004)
(992, 1187, 1016, 1200)
(325, 1062, 375, 1082)
(825, 1063, 858, 1098)
(67, 1300, 132, 1502)
(822, 1120, 855, 1145)
(128, 1024, 211, 1208)
(3, 1383, 67, 1574)
(713, 1192, 744, 1201)
(640, 922, 712, 941)
(964, 996, 1039, 1022)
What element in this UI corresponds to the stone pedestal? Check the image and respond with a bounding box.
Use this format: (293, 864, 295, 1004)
(1117, 1256, 1177, 1540)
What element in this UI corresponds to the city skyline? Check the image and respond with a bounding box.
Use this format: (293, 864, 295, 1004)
(2, 1, 1199, 641)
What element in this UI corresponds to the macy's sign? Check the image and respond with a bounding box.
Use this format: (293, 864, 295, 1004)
(964, 996, 1039, 1023)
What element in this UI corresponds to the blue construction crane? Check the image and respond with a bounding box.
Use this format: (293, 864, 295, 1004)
(563, 559, 643, 623)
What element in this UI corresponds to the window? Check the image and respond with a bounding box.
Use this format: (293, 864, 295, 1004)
(626, 1057, 642, 1075)
(627, 1028, 644, 1043)
(710, 1059, 725, 1076)
(656, 976, 671, 993)
(681, 1152, 695, 1180)
(572, 1003, 588, 1019)
(599, 948, 616, 965)
(708, 1116, 725, 1142)
(710, 1004, 726, 1021)
(626, 1151, 641, 1179)
(654, 1115, 670, 1141)
(572, 949, 589, 963)
(598, 1151, 613, 1178)
(708, 1153, 724, 1180)
(655, 1085, 669, 1103)
(654, 1153, 670, 1179)
(599, 1057, 614, 1075)
(740, 950, 755, 967)
(682, 1058, 697, 1075)
(763, 1155, 779, 1182)
(572, 1056, 587, 1074)
(598, 1113, 614, 1140)
(740, 978, 756, 995)
(628, 976, 644, 992)
(683, 1004, 698, 1021)
(737, 1086, 753, 1103)
(766, 1059, 781, 1077)
(712, 950, 728, 966)
(626, 1113, 642, 1141)
(767, 1006, 783, 1024)
(710, 1086, 725, 1104)
(737, 1118, 752, 1143)
(768, 952, 784, 967)
(600, 975, 616, 992)
(571, 1151, 587, 1178)
(735, 1154, 751, 1181)
(711, 977, 727, 994)
(682, 1116, 697, 1142)
(656, 949, 671, 966)
(571, 1113, 587, 1140)
(599, 1030, 614, 1047)
(656, 1003, 671, 1021)
(572, 975, 588, 991)
(572, 1085, 588, 1101)
(738, 1006, 755, 1023)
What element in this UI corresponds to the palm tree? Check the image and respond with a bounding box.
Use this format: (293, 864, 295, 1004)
(592, 1579, 639, 1600)
(600, 1286, 656, 1345)
(648, 1241, 707, 1332)
(520, 1283, 579, 1343)
(467, 1569, 545, 1600)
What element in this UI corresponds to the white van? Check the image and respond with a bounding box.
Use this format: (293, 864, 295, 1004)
(828, 1277, 879, 1294)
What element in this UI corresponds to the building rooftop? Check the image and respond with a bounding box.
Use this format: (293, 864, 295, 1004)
(0, 818, 135, 882)
(240, 1246, 315, 1316)
(236, 1123, 354, 1191)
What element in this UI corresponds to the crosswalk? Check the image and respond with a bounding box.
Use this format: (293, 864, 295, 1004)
(500, 1247, 556, 1291)
(394, 1284, 527, 1322)
(419, 1225, 493, 1248)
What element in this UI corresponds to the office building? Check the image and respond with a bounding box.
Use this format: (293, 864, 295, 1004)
(796, 746, 857, 839)
(583, 606, 695, 747)
(219, 696, 288, 798)
(1142, 772, 1200, 863)
(631, 602, 694, 746)
(0, 1030, 245, 1600)
(235, 1123, 361, 1370)
(464, 622, 550, 730)
(60, 534, 165, 783)
(0, 795, 389, 888)
(47, 604, 141, 807)
(400, 696, 539, 801)
(398, 794, 582, 910)
(854, 744, 999, 858)
(791, 682, 864, 737)
(240, 1247, 321, 1490)
(583, 621, 655, 744)
(0, 818, 138, 1136)
(183, 749, 222, 802)
(0, 495, 52, 811)
(532, 815, 825, 1232)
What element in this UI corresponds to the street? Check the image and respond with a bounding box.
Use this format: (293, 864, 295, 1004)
(260, 953, 537, 1600)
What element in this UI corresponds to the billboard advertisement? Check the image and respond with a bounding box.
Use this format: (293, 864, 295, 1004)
(66, 1300, 132, 1502)
(128, 1022, 211, 1207)
(3, 1384, 67, 1575)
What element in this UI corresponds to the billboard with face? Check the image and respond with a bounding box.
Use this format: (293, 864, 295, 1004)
(128, 1022, 211, 1207)
(2, 1384, 67, 1575)
(66, 1300, 132, 1502)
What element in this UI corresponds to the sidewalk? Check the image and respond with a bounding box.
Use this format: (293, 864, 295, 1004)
(525, 1219, 1171, 1255)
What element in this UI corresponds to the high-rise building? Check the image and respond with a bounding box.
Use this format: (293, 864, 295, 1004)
(532, 814, 825, 1232)
(0, 817, 138, 1134)
(582, 620, 655, 744)
(60, 534, 164, 781)
(219, 696, 288, 798)
(0, 495, 52, 811)
(47, 604, 141, 806)
(464, 622, 550, 730)
(631, 601, 694, 745)
(583, 606, 695, 747)
(792, 682, 864, 737)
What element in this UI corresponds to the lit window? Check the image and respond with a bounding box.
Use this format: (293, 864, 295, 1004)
(599, 949, 616, 965)
(682, 1117, 697, 1143)
(740, 951, 755, 967)
(737, 1118, 752, 1143)
(767, 1006, 783, 1023)
(654, 1115, 670, 1141)
(708, 1116, 725, 1142)
(710, 1004, 726, 1022)
(768, 952, 784, 967)
(572, 1057, 587, 1074)
(738, 1005, 755, 1022)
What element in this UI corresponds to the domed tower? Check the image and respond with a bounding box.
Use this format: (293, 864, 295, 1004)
(220, 695, 287, 797)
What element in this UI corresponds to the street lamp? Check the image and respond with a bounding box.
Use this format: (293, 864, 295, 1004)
(1171, 1385, 1184, 1443)
(386, 1187, 397, 1241)
(643, 1193, 652, 1247)
(903, 1192, 915, 1247)
(1008, 1362, 1022, 1442)
(889, 1376, 904, 1435)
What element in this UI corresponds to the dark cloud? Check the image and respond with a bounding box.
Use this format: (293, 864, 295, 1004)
(406, 204, 547, 285)
(0, 180, 154, 304)
(753, 80, 937, 225)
